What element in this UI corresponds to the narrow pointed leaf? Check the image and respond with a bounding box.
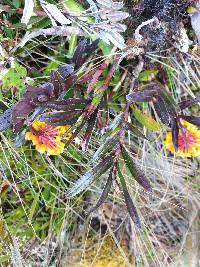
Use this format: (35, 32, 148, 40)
(51, 71, 64, 98)
(12, 99, 35, 133)
(82, 109, 98, 151)
(40, 99, 87, 111)
(171, 117, 179, 151)
(92, 133, 119, 162)
(153, 96, 172, 125)
(179, 97, 200, 110)
(72, 40, 87, 67)
(38, 110, 82, 125)
(121, 146, 152, 192)
(181, 115, 200, 127)
(127, 89, 157, 103)
(66, 153, 114, 198)
(117, 166, 141, 228)
(132, 108, 162, 132)
(126, 121, 148, 139)
(87, 63, 107, 94)
(88, 164, 115, 214)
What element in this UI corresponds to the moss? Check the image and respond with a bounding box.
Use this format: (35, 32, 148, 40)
(68, 235, 133, 267)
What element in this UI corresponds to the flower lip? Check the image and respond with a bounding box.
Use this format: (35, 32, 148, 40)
(25, 120, 71, 155)
(178, 131, 196, 151)
(165, 120, 200, 158)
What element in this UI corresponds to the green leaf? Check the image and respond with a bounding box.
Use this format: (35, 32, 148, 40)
(44, 61, 60, 75)
(12, 0, 22, 8)
(2, 63, 27, 96)
(92, 92, 104, 107)
(29, 192, 40, 222)
(99, 40, 113, 56)
(63, 0, 94, 23)
(0, 255, 10, 263)
(68, 35, 78, 58)
(66, 146, 82, 162)
(138, 69, 159, 82)
(132, 107, 162, 132)
(30, 17, 52, 30)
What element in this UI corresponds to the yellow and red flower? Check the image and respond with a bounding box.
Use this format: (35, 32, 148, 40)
(25, 120, 72, 155)
(165, 120, 200, 158)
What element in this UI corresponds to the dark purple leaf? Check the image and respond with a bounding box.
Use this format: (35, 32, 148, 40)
(153, 96, 171, 125)
(12, 99, 36, 133)
(87, 63, 107, 94)
(82, 109, 98, 151)
(117, 166, 141, 228)
(46, 118, 78, 126)
(126, 89, 157, 103)
(123, 187, 141, 228)
(40, 99, 87, 111)
(11, 82, 55, 133)
(58, 64, 77, 96)
(64, 74, 77, 92)
(126, 83, 161, 103)
(72, 40, 87, 67)
(121, 145, 152, 192)
(72, 39, 98, 69)
(51, 71, 76, 99)
(171, 117, 179, 152)
(38, 110, 82, 126)
(179, 97, 200, 110)
(0, 106, 15, 132)
(51, 71, 65, 98)
(180, 115, 200, 127)
(85, 39, 99, 54)
(24, 83, 54, 103)
(58, 64, 74, 78)
(88, 163, 115, 214)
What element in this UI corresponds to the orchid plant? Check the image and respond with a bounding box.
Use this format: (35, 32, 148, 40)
(0, 0, 200, 228)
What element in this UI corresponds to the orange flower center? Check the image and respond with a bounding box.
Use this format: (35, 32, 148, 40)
(33, 125, 58, 148)
(178, 131, 196, 151)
